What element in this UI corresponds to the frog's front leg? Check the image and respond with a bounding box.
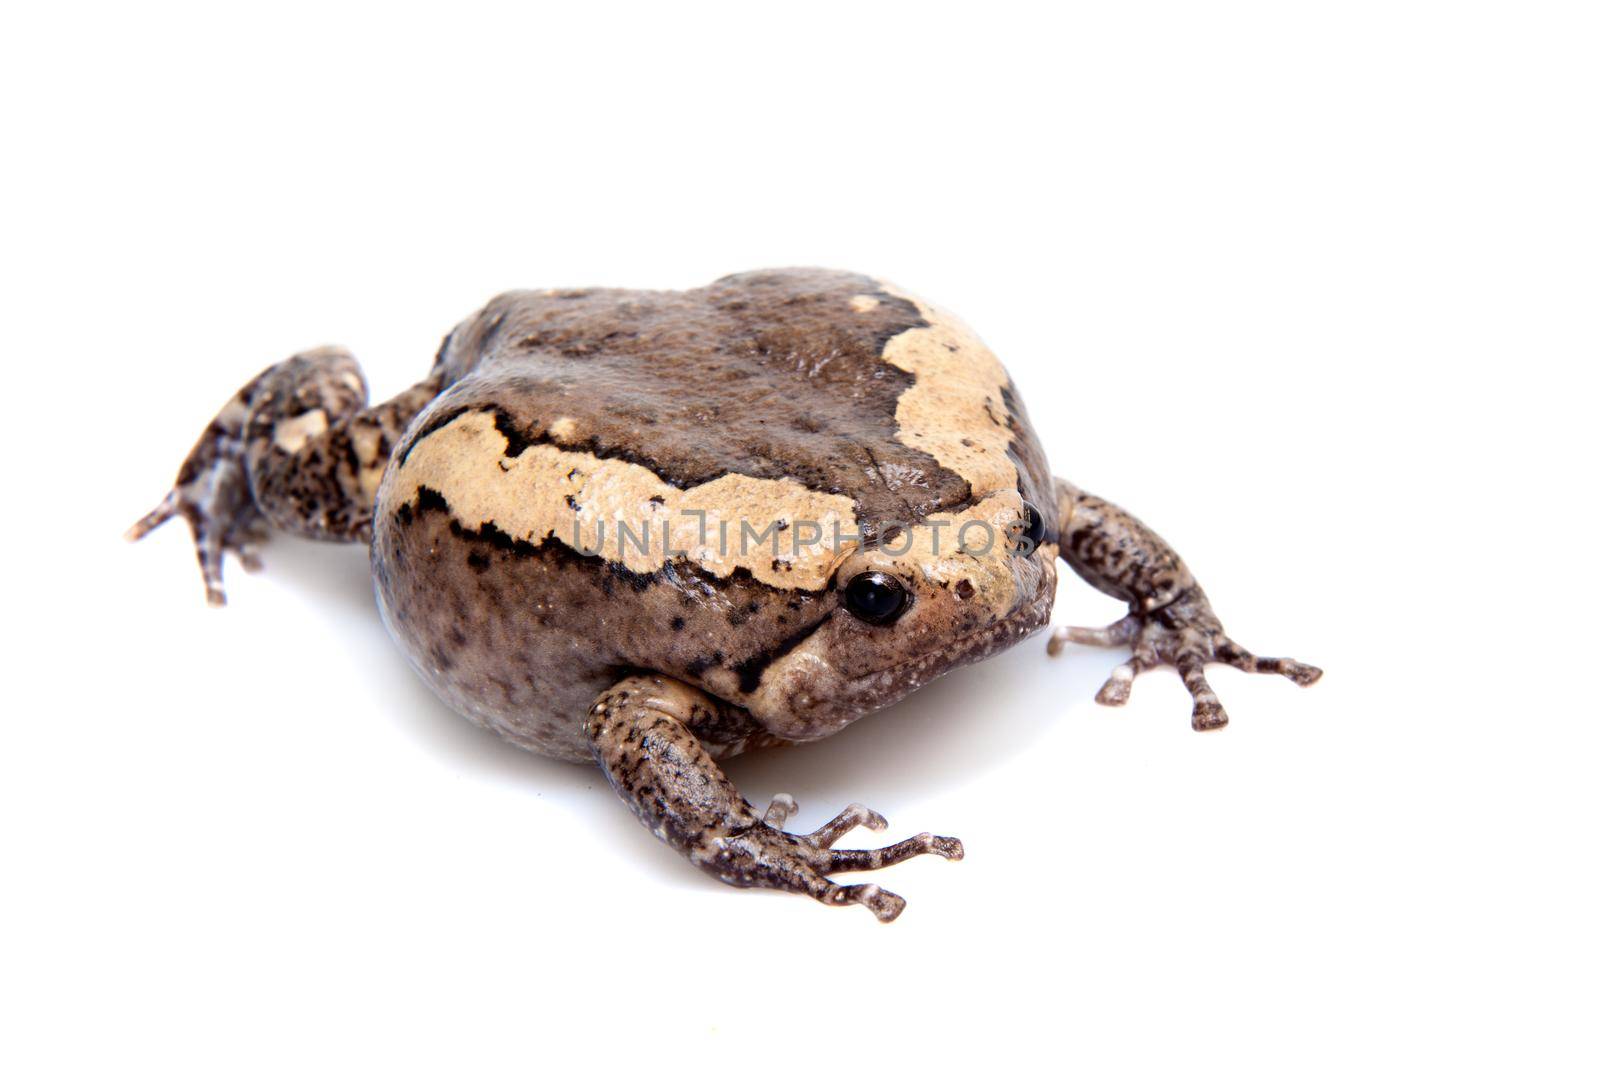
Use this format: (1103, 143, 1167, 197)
(585, 675, 963, 922)
(128, 346, 442, 604)
(1047, 478, 1322, 730)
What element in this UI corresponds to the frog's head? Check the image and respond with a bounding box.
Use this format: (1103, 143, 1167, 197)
(742, 488, 1058, 740)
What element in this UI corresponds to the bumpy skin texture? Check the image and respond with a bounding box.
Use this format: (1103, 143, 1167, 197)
(132, 267, 1321, 920)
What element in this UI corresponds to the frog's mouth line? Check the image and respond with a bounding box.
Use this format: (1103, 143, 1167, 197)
(919, 594, 1055, 677)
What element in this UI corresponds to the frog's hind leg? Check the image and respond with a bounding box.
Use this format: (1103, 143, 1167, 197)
(1046, 478, 1322, 730)
(586, 674, 963, 922)
(128, 346, 443, 605)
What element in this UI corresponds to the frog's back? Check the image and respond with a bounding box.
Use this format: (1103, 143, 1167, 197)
(423, 267, 976, 538)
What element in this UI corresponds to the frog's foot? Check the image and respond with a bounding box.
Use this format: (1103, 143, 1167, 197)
(725, 797, 964, 922)
(587, 674, 964, 922)
(1051, 479, 1323, 730)
(126, 445, 268, 607)
(131, 348, 446, 606)
(1047, 592, 1322, 731)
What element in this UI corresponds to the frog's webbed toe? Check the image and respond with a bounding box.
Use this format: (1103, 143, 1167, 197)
(587, 675, 964, 922)
(1048, 594, 1322, 731)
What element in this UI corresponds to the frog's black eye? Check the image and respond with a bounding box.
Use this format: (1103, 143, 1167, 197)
(844, 572, 910, 625)
(1020, 501, 1046, 557)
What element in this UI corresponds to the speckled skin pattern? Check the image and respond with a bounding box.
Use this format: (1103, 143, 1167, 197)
(132, 268, 1321, 920)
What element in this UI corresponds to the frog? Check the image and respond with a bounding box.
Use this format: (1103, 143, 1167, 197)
(130, 268, 1322, 921)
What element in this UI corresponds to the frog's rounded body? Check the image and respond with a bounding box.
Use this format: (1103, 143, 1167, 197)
(135, 266, 1320, 920)
(370, 269, 1058, 761)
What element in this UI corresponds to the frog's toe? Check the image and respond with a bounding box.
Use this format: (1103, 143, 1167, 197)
(1093, 657, 1146, 706)
(125, 491, 180, 544)
(1176, 650, 1230, 731)
(1089, 644, 1233, 730)
(1048, 614, 1138, 654)
(130, 457, 266, 606)
(801, 801, 888, 847)
(725, 809, 962, 922)
(1056, 601, 1321, 730)
(1215, 640, 1323, 687)
(821, 830, 965, 873)
(233, 542, 265, 574)
(824, 882, 906, 923)
(1183, 640, 1323, 730)
(761, 793, 798, 830)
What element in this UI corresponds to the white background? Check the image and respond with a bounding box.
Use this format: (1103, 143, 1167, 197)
(3, 2, 1596, 1063)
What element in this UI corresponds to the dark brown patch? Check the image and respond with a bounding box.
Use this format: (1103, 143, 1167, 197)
(733, 617, 830, 694)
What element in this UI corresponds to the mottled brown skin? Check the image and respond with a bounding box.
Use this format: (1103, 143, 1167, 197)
(586, 675, 961, 921)
(126, 347, 439, 603)
(131, 268, 1321, 920)
(1049, 482, 1323, 730)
